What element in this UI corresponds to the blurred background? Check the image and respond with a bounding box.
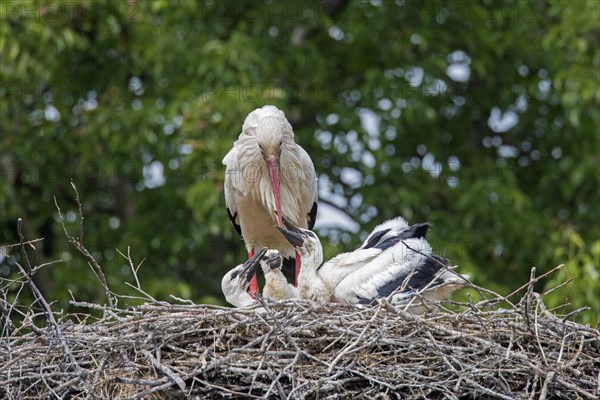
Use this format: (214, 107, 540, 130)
(1, 0, 598, 325)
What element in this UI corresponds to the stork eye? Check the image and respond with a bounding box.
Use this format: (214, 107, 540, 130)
(279, 139, 283, 146)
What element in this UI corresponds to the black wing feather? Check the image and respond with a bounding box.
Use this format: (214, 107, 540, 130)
(307, 202, 318, 230)
(361, 228, 391, 250)
(226, 207, 242, 237)
(362, 223, 431, 251)
(357, 296, 373, 305)
(373, 235, 403, 251)
(375, 255, 449, 299)
(402, 222, 431, 239)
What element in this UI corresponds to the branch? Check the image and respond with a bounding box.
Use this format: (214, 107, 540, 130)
(54, 190, 115, 309)
(16, 218, 84, 380)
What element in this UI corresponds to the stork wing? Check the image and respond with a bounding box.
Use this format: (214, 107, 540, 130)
(349, 259, 426, 304)
(361, 222, 431, 251)
(368, 255, 447, 300)
(324, 247, 381, 268)
(296, 145, 318, 229)
(317, 247, 382, 288)
(332, 238, 434, 304)
(223, 144, 242, 237)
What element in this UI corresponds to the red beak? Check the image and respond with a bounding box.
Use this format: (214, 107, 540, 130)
(267, 158, 284, 227)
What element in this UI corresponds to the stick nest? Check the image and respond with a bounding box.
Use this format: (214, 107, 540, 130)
(2, 196, 599, 399)
(2, 291, 599, 399)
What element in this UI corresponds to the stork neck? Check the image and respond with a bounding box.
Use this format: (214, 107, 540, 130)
(297, 251, 323, 289)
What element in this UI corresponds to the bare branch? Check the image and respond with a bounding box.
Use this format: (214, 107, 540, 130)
(70, 181, 84, 244)
(15, 218, 84, 382)
(54, 196, 115, 308)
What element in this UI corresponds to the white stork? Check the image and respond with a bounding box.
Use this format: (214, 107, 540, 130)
(276, 217, 467, 308)
(259, 249, 299, 300)
(223, 105, 318, 295)
(221, 248, 267, 308)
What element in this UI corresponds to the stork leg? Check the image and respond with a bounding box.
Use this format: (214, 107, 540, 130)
(294, 250, 301, 288)
(248, 247, 259, 297)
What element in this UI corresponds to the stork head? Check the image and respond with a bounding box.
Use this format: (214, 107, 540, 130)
(221, 247, 267, 304)
(256, 116, 285, 227)
(260, 249, 283, 271)
(256, 117, 284, 158)
(276, 217, 323, 268)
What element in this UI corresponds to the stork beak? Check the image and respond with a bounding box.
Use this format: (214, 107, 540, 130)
(241, 247, 268, 282)
(266, 158, 284, 227)
(276, 226, 305, 248)
(281, 216, 303, 234)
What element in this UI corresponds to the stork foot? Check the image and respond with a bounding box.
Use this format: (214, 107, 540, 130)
(248, 247, 260, 298)
(249, 274, 259, 299)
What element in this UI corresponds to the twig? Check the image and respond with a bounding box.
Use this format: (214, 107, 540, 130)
(54, 195, 115, 308)
(142, 349, 186, 391)
(1, 237, 45, 250)
(506, 265, 565, 303)
(16, 219, 84, 381)
(562, 307, 591, 322)
(70, 181, 84, 244)
(117, 246, 146, 291)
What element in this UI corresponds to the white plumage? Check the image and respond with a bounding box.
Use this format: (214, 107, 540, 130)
(276, 217, 467, 308)
(221, 248, 267, 308)
(223, 105, 318, 294)
(259, 249, 299, 300)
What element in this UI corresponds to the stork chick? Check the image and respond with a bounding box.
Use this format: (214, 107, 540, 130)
(276, 217, 467, 307)
(221, 248, 267, 308)
(259, 249, 299, 300)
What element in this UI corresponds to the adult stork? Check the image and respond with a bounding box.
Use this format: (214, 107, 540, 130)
(221, 248, 267, 308)
(276, 217, 467, 308)
(223, 105, 318, 295)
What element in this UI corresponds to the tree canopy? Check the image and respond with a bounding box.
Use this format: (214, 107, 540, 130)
(1, 0, 598, 325)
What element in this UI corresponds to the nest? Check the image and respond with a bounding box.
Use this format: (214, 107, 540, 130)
(1, 284, 599, 399)
(2, 202, 599, 399)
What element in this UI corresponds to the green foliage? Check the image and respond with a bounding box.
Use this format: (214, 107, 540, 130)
(1, 0, 598, 325)
(543, 230, 600, 327)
